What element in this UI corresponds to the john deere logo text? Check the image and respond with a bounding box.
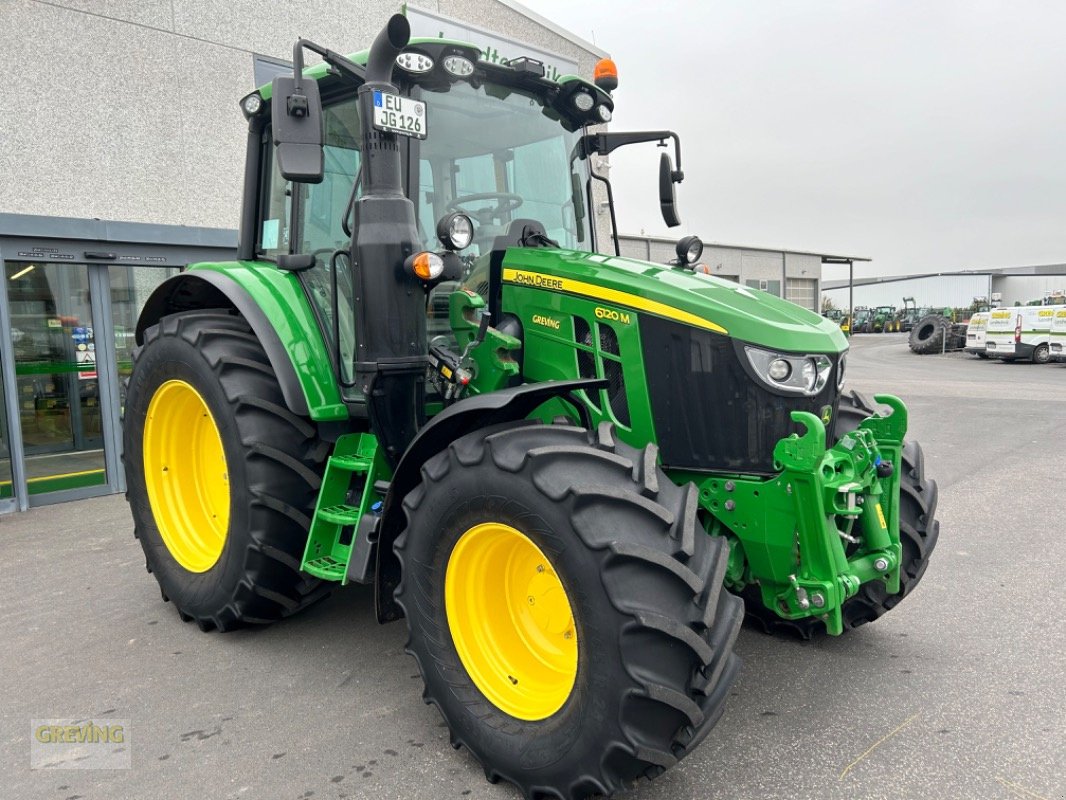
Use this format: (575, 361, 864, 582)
(532, 314, 561, 330)
(509, 271, 563, 290)
(594, 307, 631, 324)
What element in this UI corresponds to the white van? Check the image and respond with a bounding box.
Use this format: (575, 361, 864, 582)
(985, 305, 1062, 363)
(964, 311, 990, 357)
(1050, 308, 1066, 363)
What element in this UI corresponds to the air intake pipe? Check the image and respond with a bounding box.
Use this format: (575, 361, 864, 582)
(351, 14, 426, 466)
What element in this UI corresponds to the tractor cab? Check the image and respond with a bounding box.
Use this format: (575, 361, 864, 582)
(242, 32, 690, 412)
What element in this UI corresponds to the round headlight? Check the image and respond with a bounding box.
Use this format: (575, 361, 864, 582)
(573, 92, 595, 112)
(241, 93, 263, 116)
(396, 51, 434, 73)
(442, 55, 475, 77)
(768, 359, 791, 382)
(676, 235, 704, 265)
(596, 105, 612, 122)
(436, 212, 474, 251)
(836, 352, 848, 389)
(802, 359, 817, 392)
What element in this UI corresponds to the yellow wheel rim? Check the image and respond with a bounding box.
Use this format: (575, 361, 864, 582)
(143, 379, 230, 573)
(445, 522, 578, 720)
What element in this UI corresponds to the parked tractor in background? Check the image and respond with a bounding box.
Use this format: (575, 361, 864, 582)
(872, 305, 899, 333)
(851, 305, 874, 333)
(898, 297, 921, 332)
(122, 15, 941, 798)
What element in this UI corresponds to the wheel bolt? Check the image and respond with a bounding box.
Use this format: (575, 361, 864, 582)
(874, 557, 889, 572)
(724, 500, 736, 511)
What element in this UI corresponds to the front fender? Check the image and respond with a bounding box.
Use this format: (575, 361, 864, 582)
(374, 378, 607, 623)
(135, 262, 348, 421)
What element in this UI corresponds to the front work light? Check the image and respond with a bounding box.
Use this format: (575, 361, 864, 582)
(436, 212, 474, 251)
(573, 92, 594, 112)
(443, 55, 475, 77)
(676, 235, 703, 265)
(240, 92, 263, 118)
(396, 51, 434, 73)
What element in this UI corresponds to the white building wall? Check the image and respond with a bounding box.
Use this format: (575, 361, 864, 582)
(822, 274, 992, 309)
(0, 0, 604, 231)
(991, 275, 1066, 306)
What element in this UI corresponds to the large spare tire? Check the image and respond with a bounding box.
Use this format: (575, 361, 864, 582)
(909, 314, 947, 354)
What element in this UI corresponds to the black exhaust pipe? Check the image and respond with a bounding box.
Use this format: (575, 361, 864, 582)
(351, 14, 425, 466)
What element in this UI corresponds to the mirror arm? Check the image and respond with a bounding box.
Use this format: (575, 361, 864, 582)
(580, 130, 684, 182)
(291, 38, 367, 88)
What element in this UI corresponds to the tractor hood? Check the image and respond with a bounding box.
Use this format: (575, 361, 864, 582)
(502, 247, 848, 354)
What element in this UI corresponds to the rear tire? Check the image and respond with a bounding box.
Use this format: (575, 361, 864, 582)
(124, 310, 330, 631)
(743, 390, 939, 639)
(1033, 343, 1051, 364)
(396, 422, 742, 799)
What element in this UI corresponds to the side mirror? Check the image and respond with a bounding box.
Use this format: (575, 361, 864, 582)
(271, 75, 324, 183)
(659, 152, 681, 228)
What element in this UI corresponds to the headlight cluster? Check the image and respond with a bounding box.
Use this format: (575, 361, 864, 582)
(744, 345, 839, 396)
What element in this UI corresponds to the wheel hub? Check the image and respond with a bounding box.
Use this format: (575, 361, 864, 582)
(143, 379, 230, 573)
(445, 522, 577, 720)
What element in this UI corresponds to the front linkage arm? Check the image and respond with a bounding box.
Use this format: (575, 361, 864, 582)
(682, 395, 908, 635)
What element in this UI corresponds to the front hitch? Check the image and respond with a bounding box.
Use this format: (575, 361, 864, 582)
(687, 395, 908, 635)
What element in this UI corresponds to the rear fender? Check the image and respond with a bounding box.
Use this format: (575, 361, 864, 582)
(135, 263, 348, 421)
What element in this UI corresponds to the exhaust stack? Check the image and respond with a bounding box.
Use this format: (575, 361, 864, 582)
(351, 14, 425, 465)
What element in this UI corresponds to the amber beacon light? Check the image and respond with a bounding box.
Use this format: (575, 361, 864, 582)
(594, 57, 618, 92)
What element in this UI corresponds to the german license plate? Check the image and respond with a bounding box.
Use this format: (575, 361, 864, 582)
(372, 90, 427, 139)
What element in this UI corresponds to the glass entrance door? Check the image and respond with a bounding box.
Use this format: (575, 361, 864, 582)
(0, 348, 12, 507)
(5, 261, 108, 496)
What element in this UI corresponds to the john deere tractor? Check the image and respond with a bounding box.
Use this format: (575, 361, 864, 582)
(125, 15, 940, 799)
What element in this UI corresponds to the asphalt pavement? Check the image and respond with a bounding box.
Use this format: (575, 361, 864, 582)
(1, 334, 1063, 800)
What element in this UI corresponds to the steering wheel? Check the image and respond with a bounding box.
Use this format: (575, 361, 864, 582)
(446, 192, 524, 225)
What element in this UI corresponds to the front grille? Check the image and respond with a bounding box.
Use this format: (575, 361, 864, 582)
(640, 316, 841, 474)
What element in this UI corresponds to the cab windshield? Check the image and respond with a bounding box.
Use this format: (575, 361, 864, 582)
(413, 80, 593, 259)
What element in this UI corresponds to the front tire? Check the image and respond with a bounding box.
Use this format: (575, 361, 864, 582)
(124, 310, 330, 631)
(395, 422, 742, 799)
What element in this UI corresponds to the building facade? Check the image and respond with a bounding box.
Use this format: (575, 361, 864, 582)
(618, 234, 868, 313)
(0, 0, 606, 512)
(821, 265, 1066, 310)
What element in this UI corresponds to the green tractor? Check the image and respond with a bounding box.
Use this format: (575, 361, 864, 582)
(871, 305, 898, 333)
(124, 15, 940, 799)
(850, 305, 874, 333)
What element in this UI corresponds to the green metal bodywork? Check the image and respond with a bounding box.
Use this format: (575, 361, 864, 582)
(184, 261, 348, 421)
(184, 242, 902, 635)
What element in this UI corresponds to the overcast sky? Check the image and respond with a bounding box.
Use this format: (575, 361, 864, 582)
(525, 0, 1066, 278)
